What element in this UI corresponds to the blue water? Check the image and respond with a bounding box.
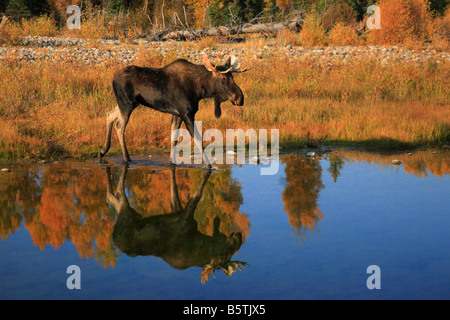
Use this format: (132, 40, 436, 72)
(0, 151, 448, 300)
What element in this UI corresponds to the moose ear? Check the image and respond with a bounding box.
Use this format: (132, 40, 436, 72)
(214, 99, 222, 119)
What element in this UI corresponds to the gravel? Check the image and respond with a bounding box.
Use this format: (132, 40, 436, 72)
(0, 35, 448, 66)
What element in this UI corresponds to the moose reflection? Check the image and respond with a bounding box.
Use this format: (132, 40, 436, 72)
(106, 165, 248, 283)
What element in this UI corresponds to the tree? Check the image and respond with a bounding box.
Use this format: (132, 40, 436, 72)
(208, 0, 265, 26)
(24, 0, 51, 16)
(0, 0, 9, 13)
(5, 0, 31, 20)
(429, 0, 449, 15)
(368, 0, 434, 45)
(47, 0, 81, 26)
(185, 0, 212, 27)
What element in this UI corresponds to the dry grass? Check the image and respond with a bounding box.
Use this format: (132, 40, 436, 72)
(0, 52, 448, 161)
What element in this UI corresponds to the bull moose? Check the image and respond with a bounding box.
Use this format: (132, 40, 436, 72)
(106, 165, 247, 283)
(99, 54, 248, 164)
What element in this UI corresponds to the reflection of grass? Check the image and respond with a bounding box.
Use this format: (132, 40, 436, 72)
(339, 149, 449, 178)
(0, 53, 449, 160)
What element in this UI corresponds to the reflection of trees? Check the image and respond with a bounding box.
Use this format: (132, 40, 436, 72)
(109, 165, 249, 283)
(26, 162, 117, 267)
(281, 155, 324, 243)
(0, 160, 248, 275)
(0, 162, 117, 267)
(327, 152, 345, 182)
(0, 166, 40, 240)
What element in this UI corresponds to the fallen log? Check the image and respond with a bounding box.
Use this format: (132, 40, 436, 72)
(148, 19, 303, 42)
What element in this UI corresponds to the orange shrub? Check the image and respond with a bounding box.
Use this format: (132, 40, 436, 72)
(21, 16, 59, 37)
(431, 6, 450, 50)
(0, 19, 24, 45)
(328, 22, 360, 46)
(368, 0, 434, 45)
(300, 10, 327, 47)
(279, 28, 302, 46)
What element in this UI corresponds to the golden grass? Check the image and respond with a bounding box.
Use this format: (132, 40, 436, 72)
(0, 53, 448, 161)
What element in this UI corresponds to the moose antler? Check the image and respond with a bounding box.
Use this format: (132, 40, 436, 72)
(203, 54, 249, 74)
(200, 260, 248, 284)
(227, 55, 249, 73)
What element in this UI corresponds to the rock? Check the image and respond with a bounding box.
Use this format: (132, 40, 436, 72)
(2, 38, 449, 67)
(306, 151, 316, 157)
(391, 159, 402, 165)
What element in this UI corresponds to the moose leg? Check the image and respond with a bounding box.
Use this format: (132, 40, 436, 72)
(169, 165, 183, 212)
(182, 114, 211, 168)
(115, 109, 132, 162)
(99, 105, 120, 159)
(170, 115, 183, 164)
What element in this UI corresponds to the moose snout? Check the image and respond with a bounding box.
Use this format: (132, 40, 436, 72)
(231, 96, 244, 106)
(231, 89, 244, 106)
(236, 95, 244, 106)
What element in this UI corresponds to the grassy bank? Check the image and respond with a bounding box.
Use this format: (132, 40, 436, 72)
(0, 51, 449, 161)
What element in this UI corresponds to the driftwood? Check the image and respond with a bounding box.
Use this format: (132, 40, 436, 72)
(148, 18, 303, 42)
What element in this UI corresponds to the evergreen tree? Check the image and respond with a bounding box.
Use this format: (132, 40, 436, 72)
(106, 0, 129, 12)
(344, 0, 377, 20)
(6, 0, 31, 20)
(25, 0, 51, 16)
(1, 0, 9, 14)
(429, 0, 449, 15)
(208, 0, 265, 26)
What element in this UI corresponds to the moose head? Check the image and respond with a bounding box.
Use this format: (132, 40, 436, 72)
(203, 54, 248, 118)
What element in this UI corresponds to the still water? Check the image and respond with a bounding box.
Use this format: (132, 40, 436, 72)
(0, 150, 448, 300)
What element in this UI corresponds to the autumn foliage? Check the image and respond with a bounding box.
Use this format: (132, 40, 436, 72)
(299, 10, 327, 47)
(1, 0, 449, 48)
(368, 0, 435, 45)
(328, 21, 359, 46)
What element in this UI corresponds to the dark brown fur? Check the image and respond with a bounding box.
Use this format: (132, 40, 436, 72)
(99, 58, 244, 162)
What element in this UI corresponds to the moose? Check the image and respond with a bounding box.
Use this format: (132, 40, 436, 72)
(98, 54, 248, 164)
(106, 165, 247, 283)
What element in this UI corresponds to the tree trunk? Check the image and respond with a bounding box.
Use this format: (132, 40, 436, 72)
(148, 19, 303, 42)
